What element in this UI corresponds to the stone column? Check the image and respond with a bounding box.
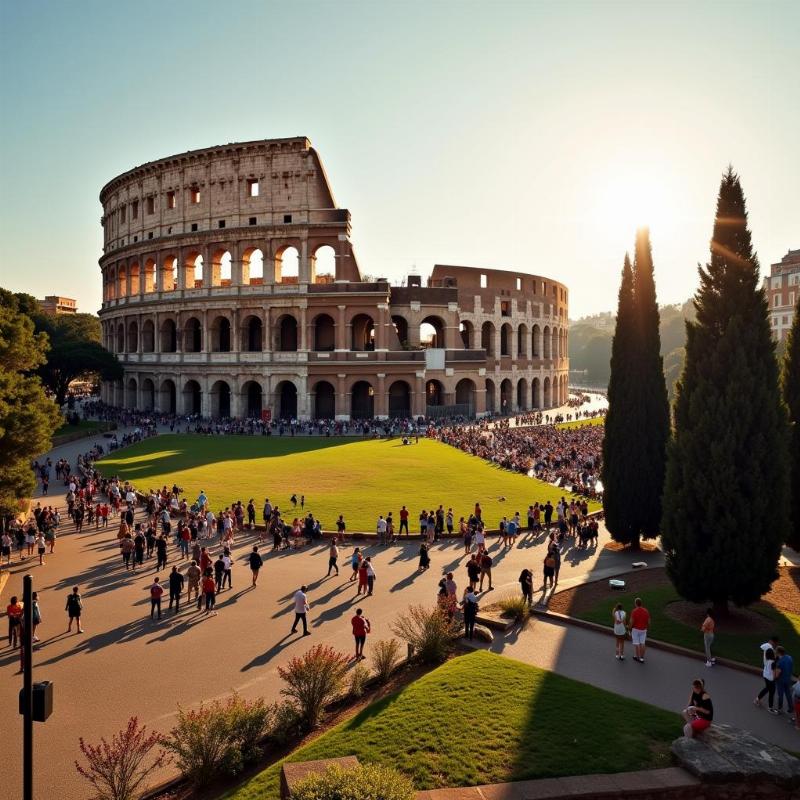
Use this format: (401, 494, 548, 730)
(263, 306, 272, 354)
(336, 305, 347, 350)
(299, 307, 308, 351)
(299, 237, 310, 284)
(336, 373, 348, 420)
(375, 304, 388, 351)
(230, 379, 241, 419)
(413, 373, 425, 416)
(200, 376, 211, 418)
(375, 373, 387, 418)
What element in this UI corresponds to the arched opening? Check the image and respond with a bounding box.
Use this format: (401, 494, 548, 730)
(481, 321, 495, 357)
(391, 316, 409, 348)
(183, 380, 202, 415)
(141, 378, 155, 410)
(485, 379, 496, 413)
(142, 319, 155, 352)
(420, 316, 444, 348)
(275, 245, 299, 284)
(160, 379, 177, 413)
(543, 326, 551, 359)
(277, 315, 298, 352)
(210, 316, 231, 352)
(183, 317, 202, 353)
(242, 380, 263, 418)
(388, 380, 411, 418)
(517, 324, 528, 358)
(500, 378, 513, 414)
(117, 265, 127, 298)
(210, 380, 231, 418)
(532, 324, 541, 358)
(144, 259, 156, 293)
(185, 252, 203, 288)
(532, 377, 541, 409)
(163, 256, 178, 292)
(313, 380, 336, 419)
(543, 376, 551, 407)
(219, 251, 232, 285)
(313, 314, 335, 352)
(114, 379, 123, 406)
(500, 323, 512, 357)
(351, 314, 374, 351)
(312, 245, 336, 284)
(455, 378, 476, 415)
(517, 378, 528, 411)
(126, 377, 137, 408)
(552, 328, 559, 359)
(241, 315, 263, 352)
(425, 379, 444, 407)
(116, 323, 125, 353)
(276, 381, 298, 420)
(129, 263, 140, 295)
(459, 320, 474, 349)
(351, 381, 374, 419)
(160, 318, 177, 353)
(243, 247, 264, 285)
(127, 320, 139, 352)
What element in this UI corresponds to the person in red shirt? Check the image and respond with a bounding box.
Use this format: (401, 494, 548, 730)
(6, 597, 23, 648)
(629, 597, 651, 663)
(150, 578, 164, 620)
(200, 572, 217, 615)
(399, 506, 409, 537)
(351, 608, 370, 660)
(356, 561, 369, 596)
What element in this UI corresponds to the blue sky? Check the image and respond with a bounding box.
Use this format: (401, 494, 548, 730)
(1, 0, 797, 317)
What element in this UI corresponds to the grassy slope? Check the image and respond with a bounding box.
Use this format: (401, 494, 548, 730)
(223, 651, 679, 800)
(554, 417, 605, 430)
(575, 584, 800, 665)
(97, 436, 600, 531)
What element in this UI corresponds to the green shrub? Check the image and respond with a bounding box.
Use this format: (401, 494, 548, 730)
(227, 695, 276, 762)
(391, 605, 460, 664)
(277, 644, 350, 730)
(349, 662, 371, 699)
(271, 700, 304, 745)
(291, 763, 415, 800)
(370, 638, 401, 684)
(497, 593, 531, 623)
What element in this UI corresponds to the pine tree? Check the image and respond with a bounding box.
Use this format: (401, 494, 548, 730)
(661, 168, 790, 612)
(601, 254, 638, 546)
(780, 295, 800, 551)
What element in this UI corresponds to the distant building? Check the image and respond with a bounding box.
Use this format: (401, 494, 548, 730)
(39, 295, 77, 315)
(763, 249, 800, 342)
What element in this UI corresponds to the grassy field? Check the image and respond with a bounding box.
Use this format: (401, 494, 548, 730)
(555, 417, 605, 430)
(55, 419, 108, 436)
(97, 435, 600, 531)
(222, 651, 679, 800)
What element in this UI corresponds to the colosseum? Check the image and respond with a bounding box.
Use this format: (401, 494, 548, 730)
(98, 137, 569, 421)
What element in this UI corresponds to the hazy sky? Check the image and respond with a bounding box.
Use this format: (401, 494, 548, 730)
(1, 0, 797, 318)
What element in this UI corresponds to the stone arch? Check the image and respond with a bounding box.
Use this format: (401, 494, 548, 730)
(543, 325, 551, 359)
(183, 316, 203, 352)
(500, 378, 513, 414)
(241, 380, 263, 418)
(500, 323, 512, 357)
(455, 378, 476, 414)
(160, 378, 177, 414)
(276, 313, 298, 352)
(481, 321, 495, 357)
(552, 327, 559, 359)
(141, 378, 155, 410)
(532, 377, 541, 409)
(420, 315, 445, 348)
(517, 323, 528, 357)
(460, 320, 474, 349)
(184, 250, 203, 288)
(274, 245, 300, 284)
(210, 315, 232, 352)
(351, 314, 375, 351)
(143, 258, 156, 293)
(275, 380, 298, 419)
(210, 380, 231, 418)
(388, 380, 411, 418)
(116, 322, 125, 353)
(351, 380, 374, 420)
(517, 378, 528, 410)
(209, 248, 232, 287)
(126, 376, 137, 408)
(241, 314, 263, 351)
(243, 246, 264, 285)
(485, 378, 496, 413)
(117, 264, 127, 298)
(391, 315, 409, 348)
(127, 319, 139, 352)
(129, 262, 140, 295)
(142, 319, 155, 352)
(532, 324, 541, 358)
(160, 318, 177, 352)
(162, 255, 178, 291)
(425, 379, 445, 407)
(311, 244, 336, 284)
(183, 379, 202, 415)
(313, 313, 335, 352)
(543, 376, 551, 407)
(312, 380, 336, 419)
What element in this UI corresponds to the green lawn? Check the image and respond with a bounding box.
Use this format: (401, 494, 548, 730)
(573, 583, 800, 665)
(222, 651, 679, 800)
(555, 417, 605, 430)
(97, 436, 600, 531)
(55, 419, 108, 436)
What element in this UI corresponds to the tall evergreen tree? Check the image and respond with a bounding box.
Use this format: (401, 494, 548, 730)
(661, 168, 790, 612)
(601, 254, 638, 545)
(780, 295, 800, 551)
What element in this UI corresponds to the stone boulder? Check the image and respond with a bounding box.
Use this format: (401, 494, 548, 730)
(671, 723, 800, 790)
(471, 624, 493, 643)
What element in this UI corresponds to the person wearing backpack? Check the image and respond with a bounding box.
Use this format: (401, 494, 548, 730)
(65, 586, 84, 633)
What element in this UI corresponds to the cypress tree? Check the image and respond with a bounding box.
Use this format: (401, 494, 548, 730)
(780, 295, 800, 551)
(601, 254, 638, 546)
(661, 168, 790, 612)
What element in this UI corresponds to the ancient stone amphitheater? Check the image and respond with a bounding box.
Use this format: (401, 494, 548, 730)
(98, 137, 568, 420)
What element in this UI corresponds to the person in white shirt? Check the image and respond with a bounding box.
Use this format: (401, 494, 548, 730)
(291, 585, 311, 635)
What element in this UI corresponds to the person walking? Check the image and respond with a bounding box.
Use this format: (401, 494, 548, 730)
(466, 555, 480, 590)
(65, 586, 84, 633)
(249, 546, 263, 587)
(327, 541, 339, 577)
(682, 678, 713, 738)
(774, 646, 794, 716)
(612, 603, 627, 660)
(351, 607, 370, 660)
(542, 550, 556, 589)
(365, 557, 376, 596)
(291, 585, 311, 635)
(479, 550, 493, 591)
(221, 550, 233, 589)
(150, 577, 164, 620)
(629, 597, 650, 663)
(6, 596, 23, 647)
(31, 592, 42, 642)
(519, 568, 533, 606)
(35, 532, 46, 565)
(200, 570, 217, 615)
(418, 542, 431, 572)
(755, 638, 780, 712)
(155, 534, 168, 571)
(168, 566, 184, 613)
(792, 673, 800, 730)
(461, 587, 479, 640)
(349, 548, 362, 582)
(356, 559, 369, 595)
(701, 609, 716, 667)
(186, 560, 201, 604)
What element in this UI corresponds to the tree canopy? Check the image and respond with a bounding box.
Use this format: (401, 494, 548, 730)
(781, 294, 800, 551)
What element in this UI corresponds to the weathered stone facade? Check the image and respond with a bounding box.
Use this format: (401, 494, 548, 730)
(98, 137, 569, 420)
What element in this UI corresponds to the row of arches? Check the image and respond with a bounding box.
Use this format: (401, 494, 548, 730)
(468, 321, 567, 360)
(484, 375, 568, 413)
(103, 244, 339, 300)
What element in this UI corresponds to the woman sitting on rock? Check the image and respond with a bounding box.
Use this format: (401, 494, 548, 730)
(682, 678, 713, 737)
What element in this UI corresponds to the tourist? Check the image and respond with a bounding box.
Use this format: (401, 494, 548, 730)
(461, 587, 479, 640)
(247, 499, 256, 528)
(6, 595, 23, 647)
(755, 637, 780, 712)
(1, 531, 11, 566)
(630, 598, 650, 663)
(120, 534, 134, 570)
(35, 532, 46, 565)
(349, 547, 362, 582)
(291, 585, 311, 635)
(351, 607, 370, 660)
(542, 550, 556, 589)
(214, 553, 225, 592)
(249, 546, 263, 586)
(399, 505, 409, 536)
(377, 515, 387, 545)
(326, 541, 339, 577)
(155, 534, 168, 571)
(336, 514, 347, 544)
(701, 608, 715, 667)
(612, 603, 627, 660)
(31, 591, 41, 642)
(186, 559, 201, 603)
(365, 557, 376, 595)
(519, 568, 533, 606)
(792, 674, 800, 730)
(466, 555, 480, 590)
(200, 570, 217, 615)
(775, 646, 794, 716)
(65, 586, 84, 633)
(479, 550, 493, 592)
(221, 550, 233, 589)
(168, 566, 184, 613)
(150, 577, 164, 620)
(418, 542, 431, 572)
(682, 678, 713, 738)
